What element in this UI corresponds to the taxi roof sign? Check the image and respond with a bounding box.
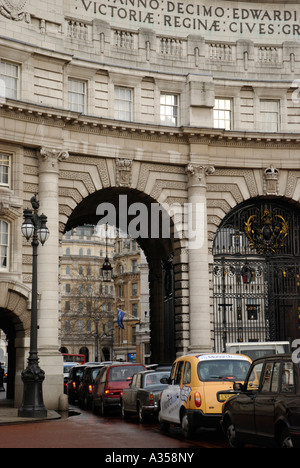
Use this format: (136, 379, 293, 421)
(196, 354, 250, 362)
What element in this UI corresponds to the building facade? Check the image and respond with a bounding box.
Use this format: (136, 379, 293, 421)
(60, 224, 115, 362)
(113, 233, 151, 363)
(1, 0, 300, 409)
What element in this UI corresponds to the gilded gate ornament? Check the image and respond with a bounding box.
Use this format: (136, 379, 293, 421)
(244, 208, 289, 254)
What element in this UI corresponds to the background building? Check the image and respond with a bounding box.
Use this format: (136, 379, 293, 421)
(60, 224, 115, 361)
(113, 232, 150, 363)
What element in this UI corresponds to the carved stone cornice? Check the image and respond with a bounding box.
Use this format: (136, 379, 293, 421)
(1, 100, 300, 149)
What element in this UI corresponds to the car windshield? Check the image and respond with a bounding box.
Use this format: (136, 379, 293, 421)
(91, 368, 101, 380)
(198, 359, 251, 382)
(109, 366, 145, 382)
(74, 368, 85, 377)
(63, 365, 73, 375)
(144, 372, 169, 387)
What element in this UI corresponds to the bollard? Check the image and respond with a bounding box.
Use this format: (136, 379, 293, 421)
(58, 393, 69, 412)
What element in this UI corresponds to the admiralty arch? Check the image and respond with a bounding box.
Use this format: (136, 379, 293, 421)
(1, 0, 300, 410)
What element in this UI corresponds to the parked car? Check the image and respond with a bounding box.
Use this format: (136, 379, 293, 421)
(158, 353, 252, 439)
(78, 364, 104, 409)
(121, 370, 170, 423)
(221, 354, 300, 448)
(226, 341, 290, 361)
(64, 363, 77, 395)
(66, 364, 86, 404)
(92, 362, 146, 416)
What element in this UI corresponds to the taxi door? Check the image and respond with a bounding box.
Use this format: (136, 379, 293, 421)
(254, 360, 281, 440)
(160, 361, 184, 424)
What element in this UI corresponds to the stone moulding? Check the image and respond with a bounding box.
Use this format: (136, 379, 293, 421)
(1, 100, 300, 149)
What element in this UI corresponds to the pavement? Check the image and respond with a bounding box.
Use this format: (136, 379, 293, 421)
(0, 386, 62, 425)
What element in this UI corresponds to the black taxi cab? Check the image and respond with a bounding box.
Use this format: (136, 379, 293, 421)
(221, 354, 300, 448)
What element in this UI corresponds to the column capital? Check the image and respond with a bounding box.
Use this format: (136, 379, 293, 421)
(185, 163, 215, 188)
(40, 147, 69, 172)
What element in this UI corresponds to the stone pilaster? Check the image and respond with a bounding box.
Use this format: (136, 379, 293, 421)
(37, 146, 69, 410)
(185, 163, 215, 353)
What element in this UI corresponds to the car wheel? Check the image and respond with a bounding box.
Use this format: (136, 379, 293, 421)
(225, 420, 243, 448)
(158, 412, 170, 432)
(138, 403, 145, 424)
(92, 400, 99, 415)
(280, 428, 294, 448)
(100, 399, 107, 417)
(181, 410, 194, 439)
(121, 400, 129, 420)
(83, 395, 89, 410)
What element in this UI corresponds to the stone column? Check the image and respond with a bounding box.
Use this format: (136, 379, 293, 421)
(185, 163, 215, 353)
(37, 146, 69, 410)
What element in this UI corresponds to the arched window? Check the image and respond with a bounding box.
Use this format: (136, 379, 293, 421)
(0, 220, 9, 270)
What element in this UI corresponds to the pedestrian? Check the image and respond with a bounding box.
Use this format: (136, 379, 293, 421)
(0, 363, 5, 392)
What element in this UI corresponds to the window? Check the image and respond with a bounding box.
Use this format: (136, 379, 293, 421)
(214, 98, 232, 130)
(160, 93, 179, 126)
(246, 362, 263, 391)
(281, 362, 295, 393)
(0, 61, 19, 99)
(114, 86, 133, 121)
(132, 326, 136, 344)
(65, 284, 70, 293)
(68, 79, 86, 113)
(65, 301, 70, 311)
(78, 320, 84, 332)
(132, 283, 138, 296)
(260, 100, 279, 132)
(0, 220, 9, 270)
(0, 154, 11, 187)
(132, 260, 137, 272)
(132, 303, 138, 317)
(261, 361, 281, 393)
(174, 361, 184, 385)
(183, 362, 191, 384)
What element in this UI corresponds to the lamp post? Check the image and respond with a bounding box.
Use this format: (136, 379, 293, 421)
(100, 223, 113, 282)
(18, 195, 49, 418)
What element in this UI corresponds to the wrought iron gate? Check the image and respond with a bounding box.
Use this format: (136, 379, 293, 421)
(213, 200, 300, 352)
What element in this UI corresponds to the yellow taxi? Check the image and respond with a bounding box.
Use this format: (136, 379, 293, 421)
(158, 353, 252, 438)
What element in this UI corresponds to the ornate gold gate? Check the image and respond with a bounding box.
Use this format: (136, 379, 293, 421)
(213, 200, 300, 352)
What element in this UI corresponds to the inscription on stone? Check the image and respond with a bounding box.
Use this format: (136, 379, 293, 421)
(77, 0, 300, 38)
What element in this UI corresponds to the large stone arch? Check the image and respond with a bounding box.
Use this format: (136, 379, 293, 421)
(0, 281, 30, 403)
(206, 166, 300, 248)
(58, 155, 190, 362)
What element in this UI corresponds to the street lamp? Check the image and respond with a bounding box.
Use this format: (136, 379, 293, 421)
(100, 223, 113, 282)
(18, 195, 49, 418)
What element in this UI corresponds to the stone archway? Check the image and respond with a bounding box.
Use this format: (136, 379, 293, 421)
(0, 282, 29, 403)
(64, 186, 181, 364)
